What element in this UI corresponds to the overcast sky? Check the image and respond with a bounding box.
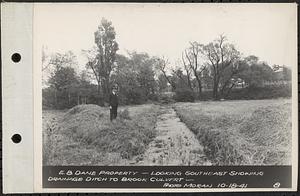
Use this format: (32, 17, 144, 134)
(35, 3, 297, 71)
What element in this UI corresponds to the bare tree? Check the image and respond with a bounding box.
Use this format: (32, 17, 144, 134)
(170, 64, 192, 90)
(82, 47, 103, 95)
(201, 35, 240, 99)
(155, 57, 176, 90)
(183, 41, 206, 97)
(181, 53, 193, 91)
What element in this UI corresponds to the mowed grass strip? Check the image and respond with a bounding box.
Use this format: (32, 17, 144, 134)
(174, 99, 292, 165)
(43, 104, 160, 165)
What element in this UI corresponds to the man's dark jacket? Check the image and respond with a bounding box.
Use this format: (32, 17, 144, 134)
(109, 93, 118, 107)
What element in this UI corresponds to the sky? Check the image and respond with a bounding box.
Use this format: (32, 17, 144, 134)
(34, 3, 297, 72)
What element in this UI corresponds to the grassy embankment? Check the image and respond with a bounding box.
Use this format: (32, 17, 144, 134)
(174, 99, 292, 165)
(43, 104, 160, 165)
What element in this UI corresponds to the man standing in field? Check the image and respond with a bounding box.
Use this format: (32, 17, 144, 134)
(109, 86, 119, 121)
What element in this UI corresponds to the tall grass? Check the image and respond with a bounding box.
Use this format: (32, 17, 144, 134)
(43, 104, 159, 165)
(174, 99, 292, 165)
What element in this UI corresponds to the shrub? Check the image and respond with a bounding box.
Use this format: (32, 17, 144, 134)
(148, 93, 159, 102)
(225, 85, 291, 100)
(87, 93, 105, 106)
(159, 92, 175, 104)
(174, 88, 195, 102)
(199, 90, 213, 101)
(119, 108, 131, 120)
(194, 84, 291, 101)
(122, 87, 147, 105)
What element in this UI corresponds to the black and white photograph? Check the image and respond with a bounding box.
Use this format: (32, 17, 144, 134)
(31, 3, 297, 191)
(41, 3, 295, 167)
(1, 2, 297, 193)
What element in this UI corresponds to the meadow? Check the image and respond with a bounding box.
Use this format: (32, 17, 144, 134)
(43, 99, 292, 166)
(43, 104, 160, 165)
(174, 99, 292, 165)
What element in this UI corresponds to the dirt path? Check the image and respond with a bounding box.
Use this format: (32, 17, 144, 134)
(131, 106, 211, 166)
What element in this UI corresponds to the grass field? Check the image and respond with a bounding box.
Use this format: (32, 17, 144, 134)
(43, 104, 160, 165)
(43, 99, 292, 166)
(174, 99, 292, 165)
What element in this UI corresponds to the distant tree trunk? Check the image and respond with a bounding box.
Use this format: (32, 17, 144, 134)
(213, 77, 219, 100)
(96, 80, 104, 105)
(187, 75, 193, 91)
(54, 89, 58, 108)
(220, 78, 231, 98)
(184, 68, 193, 91)
(225, 83, 235, 98)
(195, 74, 202, 98)
(162, 70, 176, 90)
(183, 46, 205, 98)
(157, 57, 176, 91)
(68, 92, 71, 106)
(182, 53, 193, 91)
(189, 66, 203, 98)
(102, 77, 110, 102)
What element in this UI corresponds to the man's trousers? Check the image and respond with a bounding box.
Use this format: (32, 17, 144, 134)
(110, 106, 118, 121)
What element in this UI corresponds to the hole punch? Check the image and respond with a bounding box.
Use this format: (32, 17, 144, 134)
(11, 134, 22, 143)
(11, 53, 21, 63)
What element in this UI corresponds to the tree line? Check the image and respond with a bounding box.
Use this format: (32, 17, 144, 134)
(43, 18, 291, 109)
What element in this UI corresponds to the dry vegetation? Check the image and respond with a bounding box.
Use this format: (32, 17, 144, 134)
(43, 104, 160, 165)
(174, 99, 292, 165)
